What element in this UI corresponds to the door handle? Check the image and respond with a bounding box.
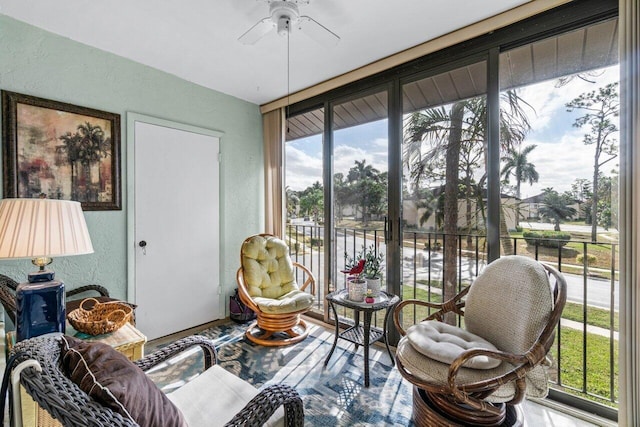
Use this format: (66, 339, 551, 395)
(384, 217, 393, 242)
(384, 216, 389, 243)
(138, 240, 147, 248)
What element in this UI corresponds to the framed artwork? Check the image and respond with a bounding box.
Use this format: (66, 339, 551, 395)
(2, 91, 121, 210)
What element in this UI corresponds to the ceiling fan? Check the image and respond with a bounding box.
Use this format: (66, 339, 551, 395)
(239, 0, 340, 47)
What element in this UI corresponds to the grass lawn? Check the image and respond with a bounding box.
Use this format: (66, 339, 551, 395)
(562, 301, 619, 332)
(550, 326, 619, 407)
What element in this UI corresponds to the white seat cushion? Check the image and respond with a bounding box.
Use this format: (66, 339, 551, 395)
(167, 365, 284, 427)
(406, 321, 501, 369)
(396, 337, 549, 402)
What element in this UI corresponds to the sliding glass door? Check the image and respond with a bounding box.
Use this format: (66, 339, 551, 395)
(283, 3, 620, 417)
(400, 61, 488, 327)
(498, 19, 619, 409)
(332, 90, 389, 323)
(285, 107, 325, 314)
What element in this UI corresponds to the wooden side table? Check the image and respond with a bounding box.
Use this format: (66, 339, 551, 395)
(65, 322, 146, 361)
(7, 322, 147, 427)
(324, 289, 400, 387)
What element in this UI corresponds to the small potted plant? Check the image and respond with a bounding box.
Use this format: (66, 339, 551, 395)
(363, 245, 384, 297)
(342, 252, 366, 302)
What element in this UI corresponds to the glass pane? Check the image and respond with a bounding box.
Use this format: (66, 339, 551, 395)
(332, 91, 388, 325)
(499, 18, 619, 408)
(401, 61, 488, 329)
(285, 107, 324, 313)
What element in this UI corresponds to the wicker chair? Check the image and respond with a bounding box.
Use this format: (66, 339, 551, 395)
(0, 273, 136, 327)
(236, 234, 316, 346)
(393, 256, 567, 426)
(8, 334, 304, 426)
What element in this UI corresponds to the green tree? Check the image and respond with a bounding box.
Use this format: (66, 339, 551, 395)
(415, 187, 444, 229)
(298, 182, 324, 222)
(333, 173, 349, 223)
(596, 174, 618, 230)
(538, 189, 577, 231)
(404, 91, 532, 322)
(285, 186, 299, 219)
(566, 82, 619, 241)
(459, 137, 484, 247)
(501, 144, 539, 227)
(569, 178, 592, 221)
(346, 160, 386, 225)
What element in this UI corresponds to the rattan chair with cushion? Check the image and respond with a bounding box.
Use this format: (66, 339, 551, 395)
(236, 234, 316, 346)
(8, 334, 304, 427)
(393, 255, 567, 426)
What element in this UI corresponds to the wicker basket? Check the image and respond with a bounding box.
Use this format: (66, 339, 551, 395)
(67, 298, 133, 335)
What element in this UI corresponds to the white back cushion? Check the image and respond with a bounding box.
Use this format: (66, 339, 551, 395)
(464, 256, 553, 355)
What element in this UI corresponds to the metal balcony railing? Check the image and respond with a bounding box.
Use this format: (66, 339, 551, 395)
(286, 223, 619, 416)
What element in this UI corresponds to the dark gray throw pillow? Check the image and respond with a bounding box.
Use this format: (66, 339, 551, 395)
(61, 336, 187, 427)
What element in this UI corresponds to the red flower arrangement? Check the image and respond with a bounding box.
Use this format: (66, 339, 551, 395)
(341, 258, 365, 281)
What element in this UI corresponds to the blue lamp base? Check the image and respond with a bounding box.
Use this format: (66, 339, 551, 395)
(16, 270, 66, 342)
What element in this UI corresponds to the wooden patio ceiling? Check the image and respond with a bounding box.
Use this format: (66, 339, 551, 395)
(285, 18, 618, 142)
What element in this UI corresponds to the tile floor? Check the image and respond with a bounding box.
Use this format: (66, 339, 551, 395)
(0, 319, 618, 426)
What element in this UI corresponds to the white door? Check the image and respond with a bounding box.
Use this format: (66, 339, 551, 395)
(129, 115, 222, 340)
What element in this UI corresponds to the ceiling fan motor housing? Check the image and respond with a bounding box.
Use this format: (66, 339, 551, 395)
(239, 0, 338, 46)
(270, 1, 299, 36)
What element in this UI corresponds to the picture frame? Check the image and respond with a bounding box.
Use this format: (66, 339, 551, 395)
(2, 91, 121, 210)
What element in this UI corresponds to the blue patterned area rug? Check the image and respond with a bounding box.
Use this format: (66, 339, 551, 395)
(146, 320, 414, 426)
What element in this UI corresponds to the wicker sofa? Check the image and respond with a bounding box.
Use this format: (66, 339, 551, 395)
(8, 334, 304, 426)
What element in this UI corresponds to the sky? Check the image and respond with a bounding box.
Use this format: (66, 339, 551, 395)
(285, 65, 619, 201)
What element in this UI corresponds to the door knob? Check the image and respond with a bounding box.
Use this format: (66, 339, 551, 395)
(138, 240, 147, 248)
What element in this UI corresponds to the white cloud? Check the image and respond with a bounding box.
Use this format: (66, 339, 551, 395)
(520, 130, 618, 198)
(514, 66, 619, 198)
(285, 145, 322, 191)
(334, 143, 388, 175)
(515, 66, 619, 135)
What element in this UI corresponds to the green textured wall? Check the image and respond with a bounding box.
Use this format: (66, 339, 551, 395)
(0, 15, 265, 310)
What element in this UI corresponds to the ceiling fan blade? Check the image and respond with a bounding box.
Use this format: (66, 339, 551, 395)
(297, 16, 340, 47)
(238, 17, 274, 45)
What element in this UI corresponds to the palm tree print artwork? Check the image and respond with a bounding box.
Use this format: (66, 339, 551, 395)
(2, 91, 121, 210)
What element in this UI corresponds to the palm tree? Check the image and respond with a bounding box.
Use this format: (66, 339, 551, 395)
(57, 132, 81, 199)
(285, 186, 299, 219)
(76, 122, 108, 201)
(538, 189, 577, 231)
(404, 91, 532, 322)
(347, 159, 378, 182)
(501, 144, 539, 227)
(346, 159, 382, 225)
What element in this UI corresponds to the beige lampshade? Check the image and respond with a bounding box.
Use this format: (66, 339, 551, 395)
(0, 198, 94, 259)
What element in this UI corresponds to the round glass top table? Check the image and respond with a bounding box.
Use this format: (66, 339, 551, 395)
(324, 289, 400, 387)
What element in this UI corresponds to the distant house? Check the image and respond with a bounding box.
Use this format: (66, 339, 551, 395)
(403, 191, 519, 232)
(520, 193, 583, 221)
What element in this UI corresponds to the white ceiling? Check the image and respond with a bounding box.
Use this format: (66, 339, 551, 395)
(0, 0, 531, 105)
